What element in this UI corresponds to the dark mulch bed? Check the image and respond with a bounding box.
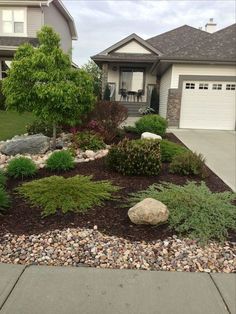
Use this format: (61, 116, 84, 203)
(1, 135, 234, 243)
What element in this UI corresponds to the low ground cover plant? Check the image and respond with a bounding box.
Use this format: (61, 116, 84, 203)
(73, 131, 105, 151)
(0, 187, 10, 213)
(17, 175, 119, 217)
(0, 170, 6, 187)
(135, 114, 167, 137)
(170, 151, 208, 178)
(128, 181, 236, 243)
(46, 150, 75, 172)
(160, 140, 187, 162)
(107, 138, 161, 176)
(0, 170, 9, 213)
(7, 157, 37, 179)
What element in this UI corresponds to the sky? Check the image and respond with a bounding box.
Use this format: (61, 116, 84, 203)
(63, 0, 236, 66)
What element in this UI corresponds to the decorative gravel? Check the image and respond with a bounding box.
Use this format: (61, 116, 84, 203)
(0, 227, 235, 273)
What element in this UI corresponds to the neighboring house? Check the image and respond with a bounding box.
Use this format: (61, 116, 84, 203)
(0, 0, 78, 79)
(92, 19, 236, 130)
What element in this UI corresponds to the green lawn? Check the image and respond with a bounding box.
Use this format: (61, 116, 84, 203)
(0, 111, 35, 141)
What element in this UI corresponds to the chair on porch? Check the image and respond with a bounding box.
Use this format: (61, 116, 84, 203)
(137, 89, 143, 102)
(120, 89, 128, 101)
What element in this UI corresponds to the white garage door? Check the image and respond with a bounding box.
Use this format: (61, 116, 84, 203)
(180, 81, 236, 130)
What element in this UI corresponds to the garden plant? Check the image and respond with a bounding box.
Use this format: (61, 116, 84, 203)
(17, 175, 119, 217)
(7, 157, 37, 179)
(135, 114, 167, 137)
(46, 150, 75, 172)
(128, 181, 236, 243)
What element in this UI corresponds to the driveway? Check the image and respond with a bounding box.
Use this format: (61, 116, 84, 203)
(172, 129, 236, 191)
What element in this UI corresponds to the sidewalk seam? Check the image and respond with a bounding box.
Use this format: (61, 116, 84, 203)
(0, 265, 28, 312)
(209, 274, 231, 314)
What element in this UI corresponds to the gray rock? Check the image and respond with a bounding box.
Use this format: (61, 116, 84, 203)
(0, 134, 50, 156)
(128, 198, 169, 225)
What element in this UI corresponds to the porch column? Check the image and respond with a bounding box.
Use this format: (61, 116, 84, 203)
(101, 63, 108, 97)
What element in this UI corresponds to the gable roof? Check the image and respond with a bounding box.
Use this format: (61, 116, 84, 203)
(93, 33, 162, 57)
(146, 25, 211, 54)
(0, 0, 78, 40)
(162, 23, 236, 62)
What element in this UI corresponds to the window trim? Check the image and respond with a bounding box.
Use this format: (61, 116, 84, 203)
(119, 67, 146, 94)
(226, 84, 236, 91)
(199, 83, 209, 90)
(212, 83, 222, 90)
(1, 7, 27, 37)
(185, 82, 195, 89)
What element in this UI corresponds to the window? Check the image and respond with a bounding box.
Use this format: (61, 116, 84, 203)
(226, 84, 236, 90)
(212, 84, 222, 90)
(199, 83, 208, 90)
(120, 68, 144, 93)
(2, 9, 25, 35)
(185, 83, 195, 89)
(1, 60, 12, 79)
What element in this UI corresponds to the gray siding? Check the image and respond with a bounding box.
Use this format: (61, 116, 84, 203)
(27, 7, 43, 37)
(43, 3, 72, 54)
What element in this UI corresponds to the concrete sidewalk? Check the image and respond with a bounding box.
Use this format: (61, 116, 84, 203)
(172, 129, 236, 191)
(0, 263, 235, 314)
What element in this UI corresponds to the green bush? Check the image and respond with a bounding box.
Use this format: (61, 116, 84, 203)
(170, 151, 208, 178)
(0, 187, 10, 213)
(123, 126, 139, 134)
(0, 170, 6, 187)
(26, 119, 61, 137)
(16, 175, 119, 217)
(0, 80, 6, 110)
(73, 131, 105, 151)
(135, 114, 167, 136)
(160, 140, 187, 162)
(128, 181, 236, 243)
(46, 150, 75, 172)
(7, 157, 37, 179)
(107, 138, 161, 176)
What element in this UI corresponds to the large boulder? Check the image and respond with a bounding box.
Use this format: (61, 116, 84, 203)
(141, 132, 162, 140)
(0, 134, 50, 156)
(128, 198, 169, 225)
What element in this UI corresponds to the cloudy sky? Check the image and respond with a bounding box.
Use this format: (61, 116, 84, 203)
(63, 0, 236, 66)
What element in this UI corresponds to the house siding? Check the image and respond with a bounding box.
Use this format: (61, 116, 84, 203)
(171, 64, 236, 88)
(159, 66, 172, 118)
(115, 40, 151, 54)
(27, 7, 43, 37)
(43, 2, 72, 54)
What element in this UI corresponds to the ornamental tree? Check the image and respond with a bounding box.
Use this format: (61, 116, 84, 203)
(3, 26, 94, 148)
(81, 60, 102, 100)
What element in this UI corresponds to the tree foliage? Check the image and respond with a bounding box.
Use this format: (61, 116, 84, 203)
(81, 60, 102, 99)
(3, 26, 94, 146)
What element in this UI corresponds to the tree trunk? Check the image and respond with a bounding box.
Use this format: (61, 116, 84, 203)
(52, 122, 57, 150)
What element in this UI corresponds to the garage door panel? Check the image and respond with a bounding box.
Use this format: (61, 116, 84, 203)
(180, 81, 236, 130)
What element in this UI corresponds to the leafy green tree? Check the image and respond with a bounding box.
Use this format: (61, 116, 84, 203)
(81, 60, 102, 99)
(103, 84, 110, 101)
(3, 26, 94, 148)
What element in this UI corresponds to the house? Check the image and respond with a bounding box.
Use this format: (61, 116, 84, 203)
(92, 19, 236, 131)
(0, 0, 78, 79)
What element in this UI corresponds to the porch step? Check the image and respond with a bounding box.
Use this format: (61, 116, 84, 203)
(120, 102, 145, 117)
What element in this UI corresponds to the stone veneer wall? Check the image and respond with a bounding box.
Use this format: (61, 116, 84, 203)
(101, 63, 108, 97)
(166, 88, 182, 127)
